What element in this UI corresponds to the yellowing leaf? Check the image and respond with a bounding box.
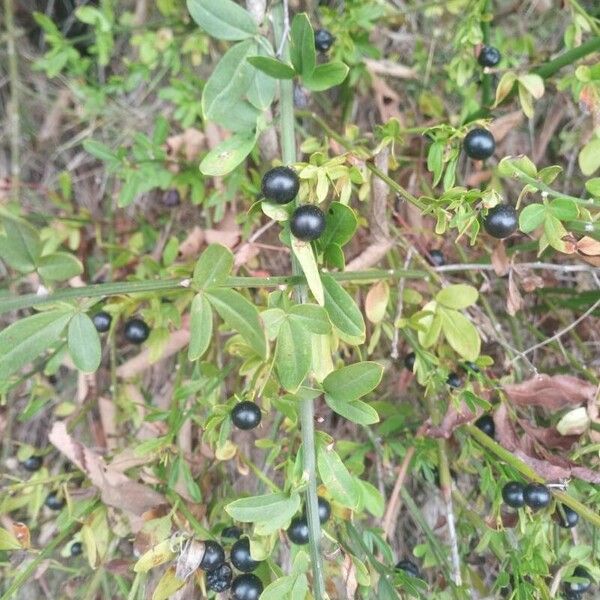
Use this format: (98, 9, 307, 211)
(365, 281, 389, 324)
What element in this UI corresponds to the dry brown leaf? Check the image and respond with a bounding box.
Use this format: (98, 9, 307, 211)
(489, 111, 524, 143)
(577, 236, 600, 256)
(166, 128, 205, 162)
(518, 419, 579, 451)
(506, 271, 523, 316)
(491, 243, 510, 276)
(370, 75, 403, 124)
(465, 169, 492, 187)
(364, 58, 415, 79)
(520, 274, 544, 293)
(341, 553, 359, 599)
(420, 402, 476, 439)
(178, 227, 205, 261)
(49, 422, 165, 527)
(503, 374, 595, 411)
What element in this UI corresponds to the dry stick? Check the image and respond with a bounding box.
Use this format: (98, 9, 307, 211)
(3, 0, 20, 202)
(390, 249, 414, 360)
(381, 446, 415, 540)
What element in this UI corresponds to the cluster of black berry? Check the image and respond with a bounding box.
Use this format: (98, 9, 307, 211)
(92, 311, 150, 344)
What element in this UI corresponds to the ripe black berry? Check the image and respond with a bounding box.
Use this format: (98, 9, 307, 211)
(502, 481, 525, 508)
(556, 504, 579, 528)
(565, 566, 592, 595)
(261, 166, 299, 204)
(222, 526, 242, 540)
(446, 372, 462, 388)
(45, 492, 65, 511)
(124, 318, 150, 344)
(70, 542, 83, 556)
(483, 204, 518, 239)
(478, 45, 501, 68)
(427, 249, 445, 267)
(463, 128, 496, 160)
(231, 401, 262, 430)
(290, 205, 326, 241)
(231, 537, 261, 573)
(287, 516, 310, 545)
(396, 559, 420, 578)
(404, 352, 416, 371)
(22, 456, 43, 472)
(317, 497, 331, 524)
(162, 189, 181, 207)
(92, 311, 112, 333)
(206, 563, 233, 593)
(231, 574, 264, 600)
(474, 415, 495, 438)
(314, 29, 335, 53)
(200, 540, 226, 572)
(523, 483, 551, 510)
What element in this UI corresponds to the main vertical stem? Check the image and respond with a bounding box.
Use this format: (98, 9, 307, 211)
(273, 3, 325, 597)
(4, 0, 20, 202)
(480, 0, 493, 108)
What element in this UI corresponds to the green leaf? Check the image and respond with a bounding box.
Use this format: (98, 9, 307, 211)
(518, 73, 544, 99)
(82, 139, 119, 164)
(206, 288, 267, 358)
(549, 198, 578, 221)
(202, 40, 259, 129)
(494, 71, 517, 105)
(226, 492, 300, 535)
(188, 293, 213, 361)
(417, 302, 442, 349)
(289, 304, 331, 334)
(358, 479, 384, 518)
(37, 252, 83, 281)
(291, 237, 324, 306)
(303, 62, 349, 92)
(200, 130, 257, 176)
(275, 317, 311, 392)
(519, 203, 546, 233)
(0, 527, 21, 550)
(427, 141, 444, 187)
(67, 313, 101, 373)
(318, 203, 357, 248)
(585, 177, 600, 197)
(323, 362, 383, 402)
(435, 284, 478, 310)
(289, 13, 316, 77)
(324, 395, 379, 425)
(317, 446, 360, 510)
(260, 576, 295, 600)
(517, 84, 534, 118)
(578, 138, 600, 176)
(247, 37, 278, 111)
(186, 0, 258, 40)
(193, 244, 234, 289)
(0, 216, 41, 273)
(261, 308, 287, 339)
(543, 214, 568, 252)
(247, 56, 296, 79)
(261, 201, 291, 222)
(439, 307, 480, 361)
(321, 273, 365, 344)
(0, 309, 73, 381)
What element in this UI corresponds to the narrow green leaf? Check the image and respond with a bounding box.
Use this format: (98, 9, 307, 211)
(323, 362, 383, 402)
(225, 492, 300, 525)
(193, 244, 234, 289)
(427, 141, 444, 187)
(0, 216, 41, 273)
(303, 62, 349, 92)
(275, 317, 311, 392)
(260, 576, 295, 600)
(82, 139, 119, 164)
(439, 307, 480, 361)
(317, 446, 360, 510)
(0, 527, 21, 550)
(186, 0, 258, 40)
(37, 252, 83, 281)
(358, 479, 384, 518)
(417, 302, 442, 349)
(290, 13, 316, 77)
(291, 237, 324, 306)
(321, 273, 365, 344)
(247, 37, 278, 110)
(206, 288, 267, 358)
(324, 394, 379, 425)
(435, 284, 479, 310)
(289, 304, 331, 334)
(200, 131, 257, 176)
(247, 56, 296, 79)
(188, 293, 213, 361)
(67, 313, 101, 373)
(0, 309, 73, 381)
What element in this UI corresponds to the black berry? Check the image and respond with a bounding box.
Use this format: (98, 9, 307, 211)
(45, 492, 65, 511)
(70, 542, 83, 556)
(261, 166, 299, 204)
(206, 563, 233, 593)
(483, 204, 518, 239)
(478, 45, 501, 68)
(523, 483, 551, 510)
(124, 318, 150, 344)
(463, 128, 496, 160)
(231, 574, 263, 600)
(22, 456, 43, 472)
(556, 504, 579, 529)
(474, 415, 495, 438)
(287, 516, 310, 545)
(502, 481, 525, 508)
(446, 372, 462, 388)
(404, 352, 416, 371)
(231, 537, 261, 573)
(231, 401, 262, 431)
(317, 497, 331, 524)
(162, 189, 181, 207)
(427, 249, 445, 267)
(396, 559, 420, 578)
(314, 29, 335, 53)
(199, 540, 225, 572)
(565, 566, 592, 595)
(92, 311, 112, 333)
(222, 526, 242, 540)
(290, 205, 326, 241)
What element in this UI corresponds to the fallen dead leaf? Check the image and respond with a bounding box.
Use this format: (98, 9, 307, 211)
(489, 111, 524, 143)
(491, 243, 510, 276)
(420, 402, 476, 439)
(364, 58, 416, 79)
(506, 271, 523, 316)
(577, 236, 600, 256)
(166, 128, 205, 163)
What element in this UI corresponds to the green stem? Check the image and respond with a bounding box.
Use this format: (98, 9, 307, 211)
(465, 424, 600, 528)
(480, 0, 493, 108)
(0, 500, 98, 600)
(273, 3, 325, 597)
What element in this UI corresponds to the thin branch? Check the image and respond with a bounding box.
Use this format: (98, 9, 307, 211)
(381, 446, 415, 539)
